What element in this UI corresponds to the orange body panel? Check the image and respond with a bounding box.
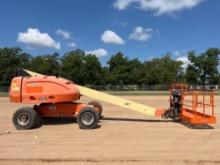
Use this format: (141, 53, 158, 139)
(10, 76, 80, 104)
(9, 77, 23, 103)
(36, 102, 91, 118)
(180, 108, 216, 124)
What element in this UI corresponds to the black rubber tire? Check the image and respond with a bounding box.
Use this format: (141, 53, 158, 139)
(33, 105, 42, 128)
(88, 101, 103, 118)
(12, 107, 38, 130)
(77, 108, 99, 129)
(33, 115, 42, 128)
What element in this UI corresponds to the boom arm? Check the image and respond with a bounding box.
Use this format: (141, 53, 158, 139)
(23, 69, 161, 117)
(76, 84, 156, 116)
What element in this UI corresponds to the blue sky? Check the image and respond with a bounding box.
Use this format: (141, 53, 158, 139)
(0, 0, 219, 65)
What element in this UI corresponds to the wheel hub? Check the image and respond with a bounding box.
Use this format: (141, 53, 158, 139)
(17, 113, 30, 126)
(81, 112, 94, 126)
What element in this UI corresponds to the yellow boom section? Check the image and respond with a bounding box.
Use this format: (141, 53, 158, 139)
(23, 69, 157, 116)
(76, 85, 156, 116)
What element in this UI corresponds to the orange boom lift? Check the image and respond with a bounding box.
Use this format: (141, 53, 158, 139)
(10, 76, 103, 129)
(9, 70, 216, 130)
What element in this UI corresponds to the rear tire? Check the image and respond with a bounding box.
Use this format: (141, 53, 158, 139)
(12, 107, 38, 130)
(77, 108, 98, 129)
(88, 101, 103, 118)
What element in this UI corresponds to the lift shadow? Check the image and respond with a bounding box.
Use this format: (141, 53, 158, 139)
(179, 121, 214, 129)
(36, 117, 101, 129)
(34, 117, 213, 130)
(104, 117, 214, 129)
(102, 117, 175, 123)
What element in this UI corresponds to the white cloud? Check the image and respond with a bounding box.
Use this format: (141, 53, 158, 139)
(177, 56, 191, 69)
(129, 26, 153, 41)
(67, 42, 76, 48)
(56, 28, 71, 40)
(113, 0, 204, 15)
(113, 0, 135, 10)
(85, 48, 108, 57)
(101, 30, 125, 45)
(17, 28, 60, 50)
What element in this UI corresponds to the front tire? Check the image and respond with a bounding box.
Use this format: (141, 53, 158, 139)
(77, 108, 98, 129)
(12, 107, 38, 130)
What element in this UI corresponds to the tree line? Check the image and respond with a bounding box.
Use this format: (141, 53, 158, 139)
(0, 47, 219, 86)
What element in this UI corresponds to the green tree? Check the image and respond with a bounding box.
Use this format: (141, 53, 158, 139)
(1, 46, 219, 88)
(61, 49, 85, 84)
(107, 52, 130, 85)
(29, 53, 60, 75)
(141, 54, 183, 85)
(186, 48, 220, 85)
(0, 47, 28, 85)
(127, 58, 143, 84)
(81, 54, 104, 85)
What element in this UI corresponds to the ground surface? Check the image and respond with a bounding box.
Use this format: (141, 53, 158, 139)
(0, 95, 220, 165)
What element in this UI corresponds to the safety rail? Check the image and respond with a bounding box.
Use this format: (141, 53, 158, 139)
(182, 91, 215, 117)
(170, 84, 216, 124)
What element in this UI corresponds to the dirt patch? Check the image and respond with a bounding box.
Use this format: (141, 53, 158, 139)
(0, 96, 220, 165)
